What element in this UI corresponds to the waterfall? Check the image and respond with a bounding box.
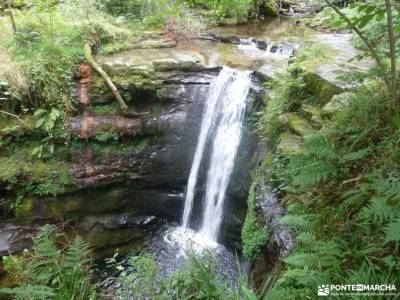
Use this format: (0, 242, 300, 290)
(181, 67, 251, 242)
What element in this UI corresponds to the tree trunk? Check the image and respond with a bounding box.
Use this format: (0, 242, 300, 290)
(385, 0, 398, 106)
(7, 0, 17, 33)
(84, 43, 128, 115)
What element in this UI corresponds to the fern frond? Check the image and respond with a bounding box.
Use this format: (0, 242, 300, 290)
(0, 285, 54, 299)
(64, 236, 92, 270)
(304, 134, 337, 160)
(342, 147, 371, 161)
(296, 232, 316, 246)
(292, 162, 337, 187)
(282, 215, 314, 232)
(283, 253, 317, 269)
(357, 198, 397, 223)
(384, 217, 400, 243)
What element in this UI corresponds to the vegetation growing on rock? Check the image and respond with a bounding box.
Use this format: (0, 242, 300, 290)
(0, 0, 400, 299)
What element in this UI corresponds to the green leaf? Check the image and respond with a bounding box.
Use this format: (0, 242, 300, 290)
(384, 217, 400, 243)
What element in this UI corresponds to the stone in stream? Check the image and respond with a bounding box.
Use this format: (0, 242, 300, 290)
(269, 45, 278, 53)
(0, 224, 39, 256)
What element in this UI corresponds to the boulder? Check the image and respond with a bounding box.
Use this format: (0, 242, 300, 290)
(132, 39, 177, 49)
(75, 213, 161, 251)
(302, 103, 324, 125)
(0, 224, 39, 256)
(277, 131, 303, 155)
(152, 57, 202, 72)
(261, 0, 279, 16)
(281, 113, 314, 136)
(323, 92, 355, 113)
(303, 71, 344, 104)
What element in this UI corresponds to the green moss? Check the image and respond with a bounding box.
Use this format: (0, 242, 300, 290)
(15, 197, 34, 221)
(0, 148, 75, 218)
(303, 72, 344, 104)
(242, 172, 270, 260)
(261, 0, 279, 16)
(284, 113, 315, 137)
(87, 102, 120, 115)
(82, 228, 143, 249)
(277, 131, 303, 155)
(93, 130, 121, 143)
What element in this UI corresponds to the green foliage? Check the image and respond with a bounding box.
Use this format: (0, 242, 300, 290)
(94, 129, 120, 143)
(0, 224, 98, 300)
(242, 174, 270, 260)
(256, 69, 309, 144)
(108, 252, 257, 300)
(260, 77, 400, 297)
(185, 0, 253, 24)
(26, 169, 74, 197)
(0, 155, 74, 202)
(107, 253, 160, 299)
(242, 213, 269, 260)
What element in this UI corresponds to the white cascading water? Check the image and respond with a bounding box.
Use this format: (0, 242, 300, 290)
(181, 67, 251, 243)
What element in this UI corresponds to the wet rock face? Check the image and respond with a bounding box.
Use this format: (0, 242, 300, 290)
(67, 81, 214, 220)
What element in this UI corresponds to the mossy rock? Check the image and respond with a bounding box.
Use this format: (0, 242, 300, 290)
(282, 113, 314, 137)
(152, 58, 201, 72)
(303, 71, 344, 105)
(323, 92, 355, 114)
(261, 0, 279, 16)
(81, 227, 143, 249)
(15, 198, 34, 222)
(133, 39, 176, 49)
(302, 103, 324, 125)
(277, 131, 303, 155)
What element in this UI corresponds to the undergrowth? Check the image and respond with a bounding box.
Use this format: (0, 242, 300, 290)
(0, 224, 98, 300)
(260, 76, 400, 298)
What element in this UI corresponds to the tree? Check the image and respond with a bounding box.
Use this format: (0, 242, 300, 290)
(325, 0, 398, 106)
(7, 0, 17, 33)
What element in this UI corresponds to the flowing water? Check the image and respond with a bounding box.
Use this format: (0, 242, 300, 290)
(181, 67, 252, 242)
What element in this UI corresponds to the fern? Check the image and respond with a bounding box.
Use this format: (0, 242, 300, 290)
(0, 225, 97, 299)
(384, 217, 400, 243)
(296, 232, 316, 246)
(292, 162, 337, 187)
(283, 253, 318, 269)
(357, 198, 397, 223)
(281, 215, 314, 232)
(0, 285, 54, 300)
(303, 134, 337, 160)
(342, 147, 371, 161)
